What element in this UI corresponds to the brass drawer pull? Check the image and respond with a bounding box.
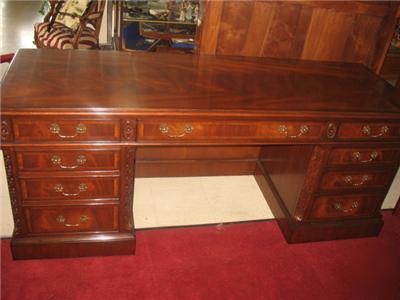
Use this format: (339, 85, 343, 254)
(54, 183, 88, 197)
(56, 215, 89, 227)
(159, 123, 193, 138)
(351, 151, 378, 163)
(333, 201, 359, 213)
(51, 155, 86, 169)
(361, 125, 389, 138)
(49, 123, 86, 138)
(343, 175, 370, 186)
(278, 124, 309, 138)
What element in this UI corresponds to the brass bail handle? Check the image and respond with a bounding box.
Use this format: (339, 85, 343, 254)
(352, 151, 378, 163)
(56, 215, 89, 227)
(278, 124, 310, 138)
(54, 183, 88, 196)
(333, 201, 359, 213)
(159, 123, 194, 138)
(343, 175, 370, 186)
(361, 125, 389, 138)
(49, 123, 87, 139)
(51, 154, 86, 169)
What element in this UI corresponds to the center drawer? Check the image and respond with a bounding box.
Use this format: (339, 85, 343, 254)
(24, 205, 119, 234)
(20, 176, 120, 201)
(137, 120, 327, 142)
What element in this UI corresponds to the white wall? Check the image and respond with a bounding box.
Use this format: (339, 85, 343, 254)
(99, 1, 108, 44)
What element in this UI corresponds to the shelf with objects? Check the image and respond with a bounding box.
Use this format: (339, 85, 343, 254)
(114, 0, 200, 53)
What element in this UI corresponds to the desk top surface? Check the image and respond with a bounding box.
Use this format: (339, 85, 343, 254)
(1, 49, 399, 118)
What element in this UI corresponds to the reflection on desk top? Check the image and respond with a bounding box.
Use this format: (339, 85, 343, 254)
(1, 49, 399, 117)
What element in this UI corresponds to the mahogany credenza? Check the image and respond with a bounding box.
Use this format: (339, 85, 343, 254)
(1, 49, 400, 259)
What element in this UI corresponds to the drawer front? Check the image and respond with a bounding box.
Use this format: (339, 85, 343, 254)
(25, 205, 119, 233)
(327, 147, 399, 166)
(337, 122, 400, 140)
(309, 194, 381, 219)
(16, 150, 120, 171)
(20, 177, 119, 201)
(138, 120, 326, 141)
(319, 170, 394, 191)
(13, 119, 121, 142)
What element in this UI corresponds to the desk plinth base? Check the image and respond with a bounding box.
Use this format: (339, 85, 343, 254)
(10, 232, 136, 260)
(276, 215, 383, 243)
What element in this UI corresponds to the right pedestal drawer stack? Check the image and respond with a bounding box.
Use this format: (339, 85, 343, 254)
(311, 146, 399, 220)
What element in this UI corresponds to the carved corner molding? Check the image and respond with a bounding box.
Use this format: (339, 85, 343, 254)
(3, 150, 22, 235)
(121, 119, 136, 141)
(294, 145, 330, 221)
(122, 147, 135, 231)
(1, 119, 13, 142)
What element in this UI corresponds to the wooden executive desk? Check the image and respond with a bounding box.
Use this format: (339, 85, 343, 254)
(1, 49, 400, 259)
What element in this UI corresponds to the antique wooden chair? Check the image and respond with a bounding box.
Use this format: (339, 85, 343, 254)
(34, 0, 106, 49)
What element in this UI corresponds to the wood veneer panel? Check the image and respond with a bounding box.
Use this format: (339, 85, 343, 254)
(342, 15, 381, 67)
(2, 50, 400, 116)
(198, 0, 223, 55)
(216, 1, 254, 55)
(260, 3, 304, 59)
(136, 146, 260, 160)
(301, 9, 355, 61)
(135, 160, 256, 177)
(285, 1, 391, 17)
(241, 2, 276, 57)
(259, 145, 315, 219)
(198, 1, 400, 73)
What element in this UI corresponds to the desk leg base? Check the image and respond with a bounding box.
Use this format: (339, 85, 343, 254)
(10, 232, 136, 260)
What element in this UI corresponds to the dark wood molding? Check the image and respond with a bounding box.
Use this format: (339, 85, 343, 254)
(121, 119, 136, 141)
(1, 119, 12, 142)
(295, 146, 330, 221)
(394, 196, 400, 215)
(3, 150, 23, 236)
(121, 147, 135, 232)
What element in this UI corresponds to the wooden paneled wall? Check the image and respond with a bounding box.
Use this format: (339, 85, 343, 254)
(198, 1, 400, 73)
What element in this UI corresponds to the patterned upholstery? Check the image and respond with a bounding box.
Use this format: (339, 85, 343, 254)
(34, 0, 105, 50)
(34, 22, 98, 49)
(55, 0, 90, 31)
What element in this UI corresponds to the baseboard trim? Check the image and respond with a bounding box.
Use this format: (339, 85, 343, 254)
(136, 218, 276, 232)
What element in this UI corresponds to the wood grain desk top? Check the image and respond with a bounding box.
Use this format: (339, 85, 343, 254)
(1, 49, 399, 118)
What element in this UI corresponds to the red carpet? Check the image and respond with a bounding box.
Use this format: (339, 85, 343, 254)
(2, 212, 400, 300)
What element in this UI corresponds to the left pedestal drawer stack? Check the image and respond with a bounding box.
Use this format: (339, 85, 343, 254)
(1, 118, 136, 259)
